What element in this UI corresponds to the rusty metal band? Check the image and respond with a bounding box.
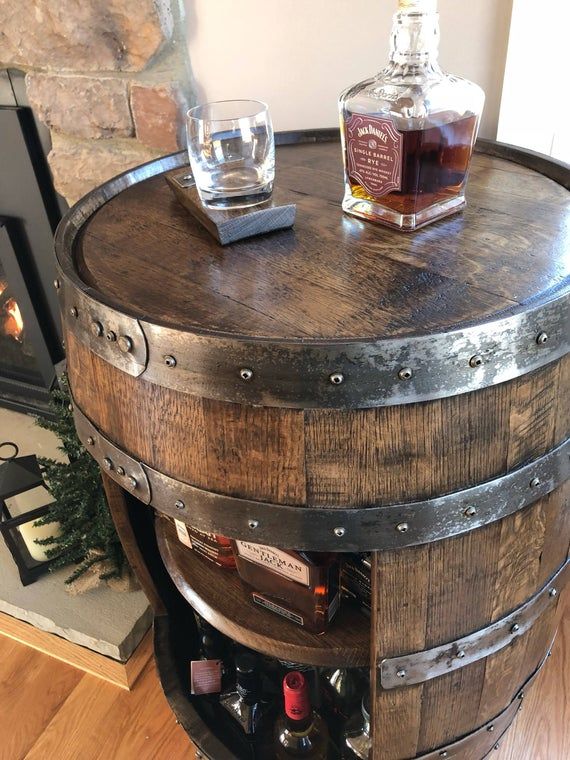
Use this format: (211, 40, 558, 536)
(54, 139, 569, 411)
(57, 273, 569, 409)
(380, 562, 568, 690)
(416, 642, 554, 760)
(72, 402, 569, 553)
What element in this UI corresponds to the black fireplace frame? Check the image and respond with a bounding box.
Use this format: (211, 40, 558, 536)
(0, 73, 66, 418)
(0, 216, 59, 415)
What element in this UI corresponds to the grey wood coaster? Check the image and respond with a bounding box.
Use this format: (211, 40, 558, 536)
(165, 171, 296, 245)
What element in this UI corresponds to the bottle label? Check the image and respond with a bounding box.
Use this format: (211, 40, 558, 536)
(345, 113, 403, 198)
(235, 541, 310, 586)
(174, 519, 192, 548)
(190, 659, 222, 695)
(252, 593, 305, 626)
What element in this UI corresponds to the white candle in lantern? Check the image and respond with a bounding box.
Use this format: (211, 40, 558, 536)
(17, 519, 62, 562)
(5, 485, 61, 562)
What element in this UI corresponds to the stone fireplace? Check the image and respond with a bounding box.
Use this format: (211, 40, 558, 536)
(0, 0, 194, 204)
(0, 1, 193, 413)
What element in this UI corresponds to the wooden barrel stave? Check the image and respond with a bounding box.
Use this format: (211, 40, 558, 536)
(372, 484, 568, 758)
(58, 135, 569, 759)
(66, 330, 567, 508)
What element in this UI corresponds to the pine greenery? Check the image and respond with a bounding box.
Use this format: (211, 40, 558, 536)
(33, 377, 125, 584)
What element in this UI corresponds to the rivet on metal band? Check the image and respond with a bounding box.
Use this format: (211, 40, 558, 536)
(72, 405, 151, 503)
(379, 561, 568, 689)
(58, 281, 147, 378)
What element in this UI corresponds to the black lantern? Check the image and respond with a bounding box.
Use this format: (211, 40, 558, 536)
(0, 442, 60, 585)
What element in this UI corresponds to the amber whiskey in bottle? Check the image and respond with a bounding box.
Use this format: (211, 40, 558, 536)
(339, 0, 484, 231)
(174, 519, 236, 568)
(232, 541, 340, 633)
(275, 671, 329, 758)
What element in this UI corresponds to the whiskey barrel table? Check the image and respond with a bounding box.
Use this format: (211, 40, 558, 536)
(55, 131, 569, 760)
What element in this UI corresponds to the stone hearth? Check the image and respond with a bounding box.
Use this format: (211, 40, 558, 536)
(0, 0, 193, 203)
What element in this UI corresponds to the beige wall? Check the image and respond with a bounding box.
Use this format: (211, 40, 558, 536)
(498, 0, 569, 161)
(185, 0, 513, 139)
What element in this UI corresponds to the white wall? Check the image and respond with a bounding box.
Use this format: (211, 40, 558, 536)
(185, 0, 513, 139)
(498, 0, 570, 162)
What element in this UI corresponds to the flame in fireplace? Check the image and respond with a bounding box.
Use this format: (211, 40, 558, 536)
(0, 280, 6, 298)
(4, 297, 24, 342)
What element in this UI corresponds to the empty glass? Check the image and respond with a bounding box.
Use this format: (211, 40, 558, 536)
(186, 99, 275, 209)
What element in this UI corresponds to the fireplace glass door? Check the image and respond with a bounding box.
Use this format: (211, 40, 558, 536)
(0, 217, 57, 414)
(0, 255, 43, 385)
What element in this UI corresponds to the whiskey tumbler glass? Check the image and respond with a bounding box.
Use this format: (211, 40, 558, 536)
(186, 99, 275, 209)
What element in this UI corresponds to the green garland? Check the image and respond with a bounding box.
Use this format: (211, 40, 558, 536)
(33, 377, 125, 584)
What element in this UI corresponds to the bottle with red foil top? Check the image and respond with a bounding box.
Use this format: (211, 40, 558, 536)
(275, 671, 329, 758)
(339, 0, 484, 231)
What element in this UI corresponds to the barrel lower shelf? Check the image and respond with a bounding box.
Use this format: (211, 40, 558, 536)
(156, 516, 370, 667)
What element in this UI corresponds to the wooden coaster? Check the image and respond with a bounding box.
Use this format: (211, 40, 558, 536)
(165, 171, 297, 245)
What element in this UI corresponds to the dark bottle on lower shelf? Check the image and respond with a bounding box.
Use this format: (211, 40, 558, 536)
(321, 668, 365, 721)
(193, 614, 235, 692)
(275, 671, 330, 758)
(220, 651, 272, 736)
(174, 518, 236, 568)
(342, 694, 371, 759)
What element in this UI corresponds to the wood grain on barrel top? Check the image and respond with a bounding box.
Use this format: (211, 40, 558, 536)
(76, 143, 569, 340)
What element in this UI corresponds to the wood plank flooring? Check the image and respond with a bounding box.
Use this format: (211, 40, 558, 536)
(0, 639, 192, 760)
(0, 602, 567, 760)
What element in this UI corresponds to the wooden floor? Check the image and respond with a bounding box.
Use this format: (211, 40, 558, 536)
(0, 606, 567, 760)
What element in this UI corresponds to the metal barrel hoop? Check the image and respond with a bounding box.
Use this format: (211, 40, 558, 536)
(71, 400, 569, 553)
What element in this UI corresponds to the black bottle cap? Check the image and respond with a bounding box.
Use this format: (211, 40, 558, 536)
(235, 652, 261, 701)
(201, 633, 217, 656)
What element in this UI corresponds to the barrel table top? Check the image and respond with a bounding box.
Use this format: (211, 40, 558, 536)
(67, 139, 569, 342)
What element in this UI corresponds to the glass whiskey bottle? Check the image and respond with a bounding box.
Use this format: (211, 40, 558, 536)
(232, 541, 341, 634)
(343, 695, 371, 759)
(174, 518, 236, 568)
(275, 671, 329, 759)
(339, 0, 484, 231)
(220, 651, 272, 735)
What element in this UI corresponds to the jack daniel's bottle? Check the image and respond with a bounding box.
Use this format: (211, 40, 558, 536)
(232, 541, 340, 634)
(339, 0, 484, 231)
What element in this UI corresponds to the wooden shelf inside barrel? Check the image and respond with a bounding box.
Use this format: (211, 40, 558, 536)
(156, 516, 370, 667)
